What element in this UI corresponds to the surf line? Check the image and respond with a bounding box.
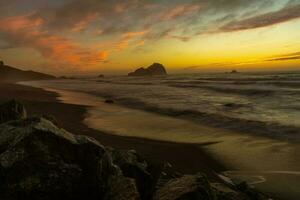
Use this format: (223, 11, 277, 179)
(222, 170, 300, 185)
(224, 170, 300, 175)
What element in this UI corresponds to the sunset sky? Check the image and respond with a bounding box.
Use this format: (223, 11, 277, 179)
(0, 0, 299, 75)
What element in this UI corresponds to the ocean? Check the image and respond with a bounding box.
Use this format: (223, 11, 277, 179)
(25, 72, 300, 140)
(20, 71, 300, 199)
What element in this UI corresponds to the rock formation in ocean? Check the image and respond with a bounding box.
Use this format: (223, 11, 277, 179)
(0, 100, 270, 200)
(128, 63, 167, 76)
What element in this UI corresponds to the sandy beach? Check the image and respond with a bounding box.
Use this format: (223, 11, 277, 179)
(0, 82, 224, 178)
(17, 79, 300, 200)
(2, 80, 300, 199)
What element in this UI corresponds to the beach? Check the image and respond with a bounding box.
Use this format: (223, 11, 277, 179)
(17, 73, 300, 200)
(0, 82, 224, 178)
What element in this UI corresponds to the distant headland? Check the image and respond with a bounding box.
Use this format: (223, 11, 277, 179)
(0, 61, 56, 82)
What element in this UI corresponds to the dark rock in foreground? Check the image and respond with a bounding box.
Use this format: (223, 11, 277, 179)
(128, 63, 167, 76)
(154, 174, 215, 200)
(0, 101, 271, 200)
(111, 149, 158, 200)
(0, 100, 26, 124)
(0, 118, 132, 200)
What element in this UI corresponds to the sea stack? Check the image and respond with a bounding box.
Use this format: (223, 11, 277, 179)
(128, 63, 167, 76)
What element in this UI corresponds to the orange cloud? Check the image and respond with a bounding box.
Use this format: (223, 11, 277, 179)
(71, 13, 98, 32)
(121, 30, 149, 38)
(0, 13, 44, 31)
(160, 4, 201, 21)
(0, 13, 109, 70)
(114, 30, 149, 50)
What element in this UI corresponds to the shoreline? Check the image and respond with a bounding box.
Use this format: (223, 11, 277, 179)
(0, 82, 226, 178)
(16, 80, 300, 200)
(6, 81, 300, 199)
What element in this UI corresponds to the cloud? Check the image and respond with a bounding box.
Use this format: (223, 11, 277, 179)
(160, 4, 201, 21)
(266, 52, 300, 62)
(114, 30, 149, 50)
(1, 0, 299, 73)
(170, 35, 191, 42)
(0, 13, 109, 69)
(31, 0, 141, 34)
(219, 4, 300, 32)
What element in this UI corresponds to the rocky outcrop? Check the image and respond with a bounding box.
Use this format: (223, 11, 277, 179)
(128, 63, 167, 76)
(154, 174, 216, 200)
(154, 174, 269, 200)
(0, 117, 139, 200)
(0, 100, 271, 200)
(0, 100, 26, 124)
(110, 149, 159, 200)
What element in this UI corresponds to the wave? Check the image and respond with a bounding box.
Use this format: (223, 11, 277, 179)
(89, 93, 300, 142)
(168, 84, 275, 96)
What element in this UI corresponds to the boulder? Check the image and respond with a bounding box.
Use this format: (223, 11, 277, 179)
(154, 173, 270, 200)
(235, 182, 268, 200)
(110, 149, 158, 200)
(41, 114, 58, 126)
(128, 63, 167, 76)
(0, 102, 272, 200)
(154, 174, 216, 200)
(104, 176, 140, 200)
(0, 117, 139, 200)
(211, 183, 248, 200)
(0, 100, 27, 124)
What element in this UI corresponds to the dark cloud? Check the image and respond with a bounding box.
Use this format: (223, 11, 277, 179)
(219, 4, 300, 32)
(266, 52, 300, 62)
(1, 0, 281, 44)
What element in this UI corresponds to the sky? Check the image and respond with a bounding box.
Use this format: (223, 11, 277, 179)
(0, 0, 299, 75)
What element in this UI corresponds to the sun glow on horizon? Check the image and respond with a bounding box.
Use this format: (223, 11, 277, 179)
(0, 0, 299, 75)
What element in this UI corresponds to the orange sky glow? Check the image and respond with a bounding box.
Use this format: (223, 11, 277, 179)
(0, 0, 299, 75)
